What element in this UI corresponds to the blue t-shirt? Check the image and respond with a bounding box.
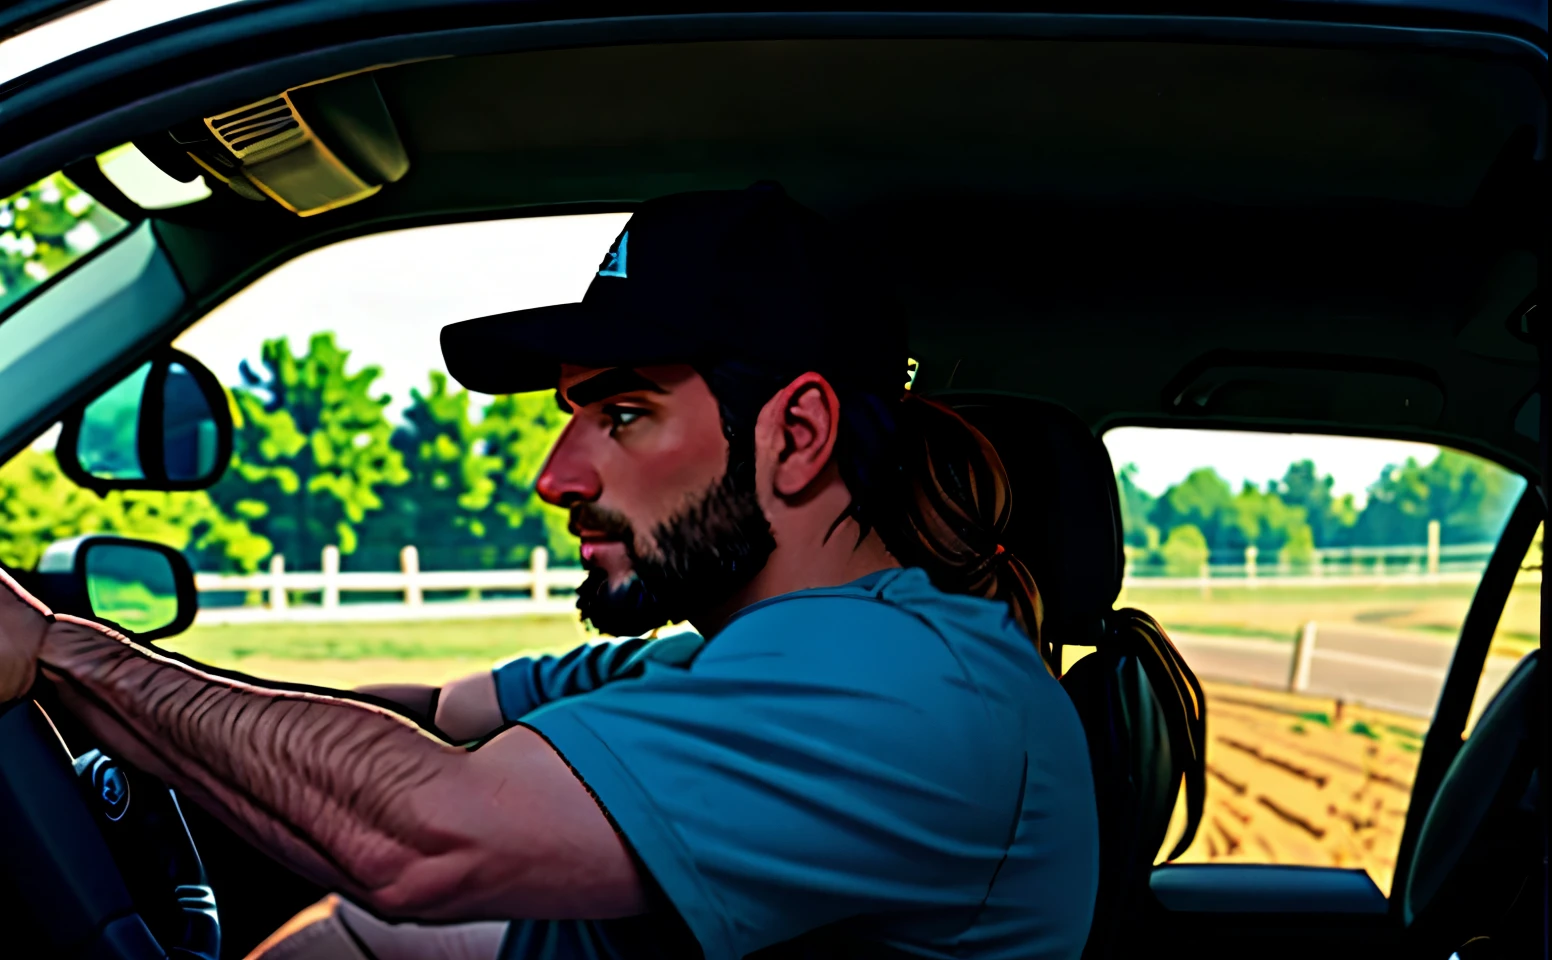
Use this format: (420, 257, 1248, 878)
(492, 568, 1099, 960)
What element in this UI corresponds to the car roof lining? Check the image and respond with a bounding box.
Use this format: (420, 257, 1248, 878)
(1, 31, 1545, 479)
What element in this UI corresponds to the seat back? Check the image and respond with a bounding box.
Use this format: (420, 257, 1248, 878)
(1401, 650, 1541, 956)
(955, 396, 1206, 960)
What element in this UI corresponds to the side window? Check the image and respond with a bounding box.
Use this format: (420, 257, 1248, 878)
(1102, 427, 1527, 896)
(0, 213, 628, 690)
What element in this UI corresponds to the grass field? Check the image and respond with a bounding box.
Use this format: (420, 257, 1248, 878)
(158, 616, 595, 688)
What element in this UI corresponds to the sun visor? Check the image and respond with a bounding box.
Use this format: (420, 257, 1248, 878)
(1163, 354, 1445, 428)
(132, 71, 408, 217)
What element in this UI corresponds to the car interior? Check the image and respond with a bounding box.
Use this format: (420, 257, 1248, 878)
(0, 5, 1545, 960)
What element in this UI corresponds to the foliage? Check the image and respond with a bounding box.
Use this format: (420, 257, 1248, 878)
(209, 334, 410, 570)
(1116, 463, 1158, 549)
(1148, 468, 1237, 552)
(1352, 450, 1522, 547)
(1159, 524, 1209, 576)
(480, 391, 576, 564)
(1122, 448, 1519, 572)
(0, 448, 267, 571)
(0, 172, 126, 313)
(1272, 460, 1358, 547)
(370, 372, 502, 570)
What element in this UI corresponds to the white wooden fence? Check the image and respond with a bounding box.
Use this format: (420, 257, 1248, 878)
(190, 528, 1516, 625)
(194, 546, 587, 625)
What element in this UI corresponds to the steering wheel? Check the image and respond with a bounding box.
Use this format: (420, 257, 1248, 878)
(0, 696, 219, 959)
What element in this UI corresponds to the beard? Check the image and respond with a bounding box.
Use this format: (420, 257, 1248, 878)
(570, 464, 777, 637)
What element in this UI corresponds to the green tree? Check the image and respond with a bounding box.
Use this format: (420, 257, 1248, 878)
(1354, 450, 1522, 546)
(1116, 463, 1158, 549)
(1149, 468, 1236, 553)
(1230, 482, 1312, 556)
(1272, 460, 1357, 547)
(1, 172, 125, 311)
(0, 447, 267, 571)
(1279, 524, 1317, 567)
(373, 372, 502, 570)
(480, 392, 575, 564)
(209, 334, 409, 571)
(1160, 524, 1209, 577)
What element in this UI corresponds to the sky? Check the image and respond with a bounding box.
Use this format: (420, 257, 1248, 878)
(173, 213, 632, 415)
(1104, 427, 1439, 508)
(169, 212, 1442, 509)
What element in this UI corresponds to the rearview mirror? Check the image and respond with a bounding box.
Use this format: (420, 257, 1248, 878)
(57, 349, 232, 492)
(36, 536, 197, 642)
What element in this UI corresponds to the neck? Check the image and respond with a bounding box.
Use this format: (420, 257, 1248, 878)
(689, 512, 899, 637)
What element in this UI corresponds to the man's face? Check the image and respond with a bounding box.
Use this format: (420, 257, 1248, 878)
(536, 363, 775, 635)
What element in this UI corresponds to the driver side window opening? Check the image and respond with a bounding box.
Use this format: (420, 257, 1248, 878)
(1097, 426, 1529, 896)
(0, 212, 629, 690)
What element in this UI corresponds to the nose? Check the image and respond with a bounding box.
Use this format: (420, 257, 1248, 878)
(535, 422, 602, 508)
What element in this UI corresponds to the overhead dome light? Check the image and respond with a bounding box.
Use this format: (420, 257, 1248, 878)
(96, 143, 211, 209)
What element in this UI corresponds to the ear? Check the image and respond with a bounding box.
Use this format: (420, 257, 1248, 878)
(762, 372, 842, 499)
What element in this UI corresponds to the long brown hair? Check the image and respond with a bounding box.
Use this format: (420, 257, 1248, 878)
(887, 394, 1047, 662)
(698, 362, 1045, 662)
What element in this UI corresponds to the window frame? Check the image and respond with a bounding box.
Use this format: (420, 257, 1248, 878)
(1096, 418, 1543, 903)
(1386, 487, 1542, 916)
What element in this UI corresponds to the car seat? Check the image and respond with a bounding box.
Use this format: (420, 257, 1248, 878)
(1398, 650, 1542, 959)
(954, 396, 1206, 960)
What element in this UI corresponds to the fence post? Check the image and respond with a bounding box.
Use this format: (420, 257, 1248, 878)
(1245, 545, 1258, 585)
(1199, 561, 1211, 599)
(269, 553, 287, 612)
(401, 546, 422, 606)
(531, 547, 549, 604)
(1427, 519, 1441, 576)
(322, 545, 340, 609)
(1289, 620, 1318, 693)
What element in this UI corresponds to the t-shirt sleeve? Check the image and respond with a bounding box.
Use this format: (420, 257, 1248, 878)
(520, 597, 1023, 960)
(492, 633, 704, 722)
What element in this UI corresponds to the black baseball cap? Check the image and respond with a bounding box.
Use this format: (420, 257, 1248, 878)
(440, 183, 907, 396)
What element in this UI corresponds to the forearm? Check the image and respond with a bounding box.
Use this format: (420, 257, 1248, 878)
(38, 615, 465, 908)
(359, 674, 504, 744)
(355, 683, 439, 723)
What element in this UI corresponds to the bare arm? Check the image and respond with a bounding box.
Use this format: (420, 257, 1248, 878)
(355, 673, 503, 744)
(0, 575, 642, 922)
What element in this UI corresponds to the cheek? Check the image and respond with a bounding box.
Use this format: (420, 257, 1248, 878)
(606, 409, 728, 525)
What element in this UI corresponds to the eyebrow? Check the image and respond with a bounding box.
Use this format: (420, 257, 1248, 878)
(557, 368, 666, 411)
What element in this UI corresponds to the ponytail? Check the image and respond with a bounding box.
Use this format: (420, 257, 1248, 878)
(888, 395, 1047, 662)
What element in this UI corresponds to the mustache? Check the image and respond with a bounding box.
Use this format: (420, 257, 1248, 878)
(568, 503, 635, 541)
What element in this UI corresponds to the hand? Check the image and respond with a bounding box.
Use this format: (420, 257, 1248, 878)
(0, 567, 51, 702)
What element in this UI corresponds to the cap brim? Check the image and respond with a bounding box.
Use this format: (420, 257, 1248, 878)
(441, 303, 683, 395)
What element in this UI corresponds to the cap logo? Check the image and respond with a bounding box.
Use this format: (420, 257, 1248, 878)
(598, 230, 629, 278)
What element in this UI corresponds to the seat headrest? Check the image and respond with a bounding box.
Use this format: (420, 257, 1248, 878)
(952, 395, 1124, 646)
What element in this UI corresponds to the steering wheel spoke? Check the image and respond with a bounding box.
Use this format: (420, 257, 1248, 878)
(0, 699, 219, 959)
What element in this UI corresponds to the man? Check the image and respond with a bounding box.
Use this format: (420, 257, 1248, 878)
(0, 184, 1099, 959)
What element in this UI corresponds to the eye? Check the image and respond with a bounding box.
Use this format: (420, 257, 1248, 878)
(604, 405, 647, 432)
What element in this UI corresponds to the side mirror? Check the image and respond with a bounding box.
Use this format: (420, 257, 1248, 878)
(36, 536, 197, 642)
(57, 349, 232, 492)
